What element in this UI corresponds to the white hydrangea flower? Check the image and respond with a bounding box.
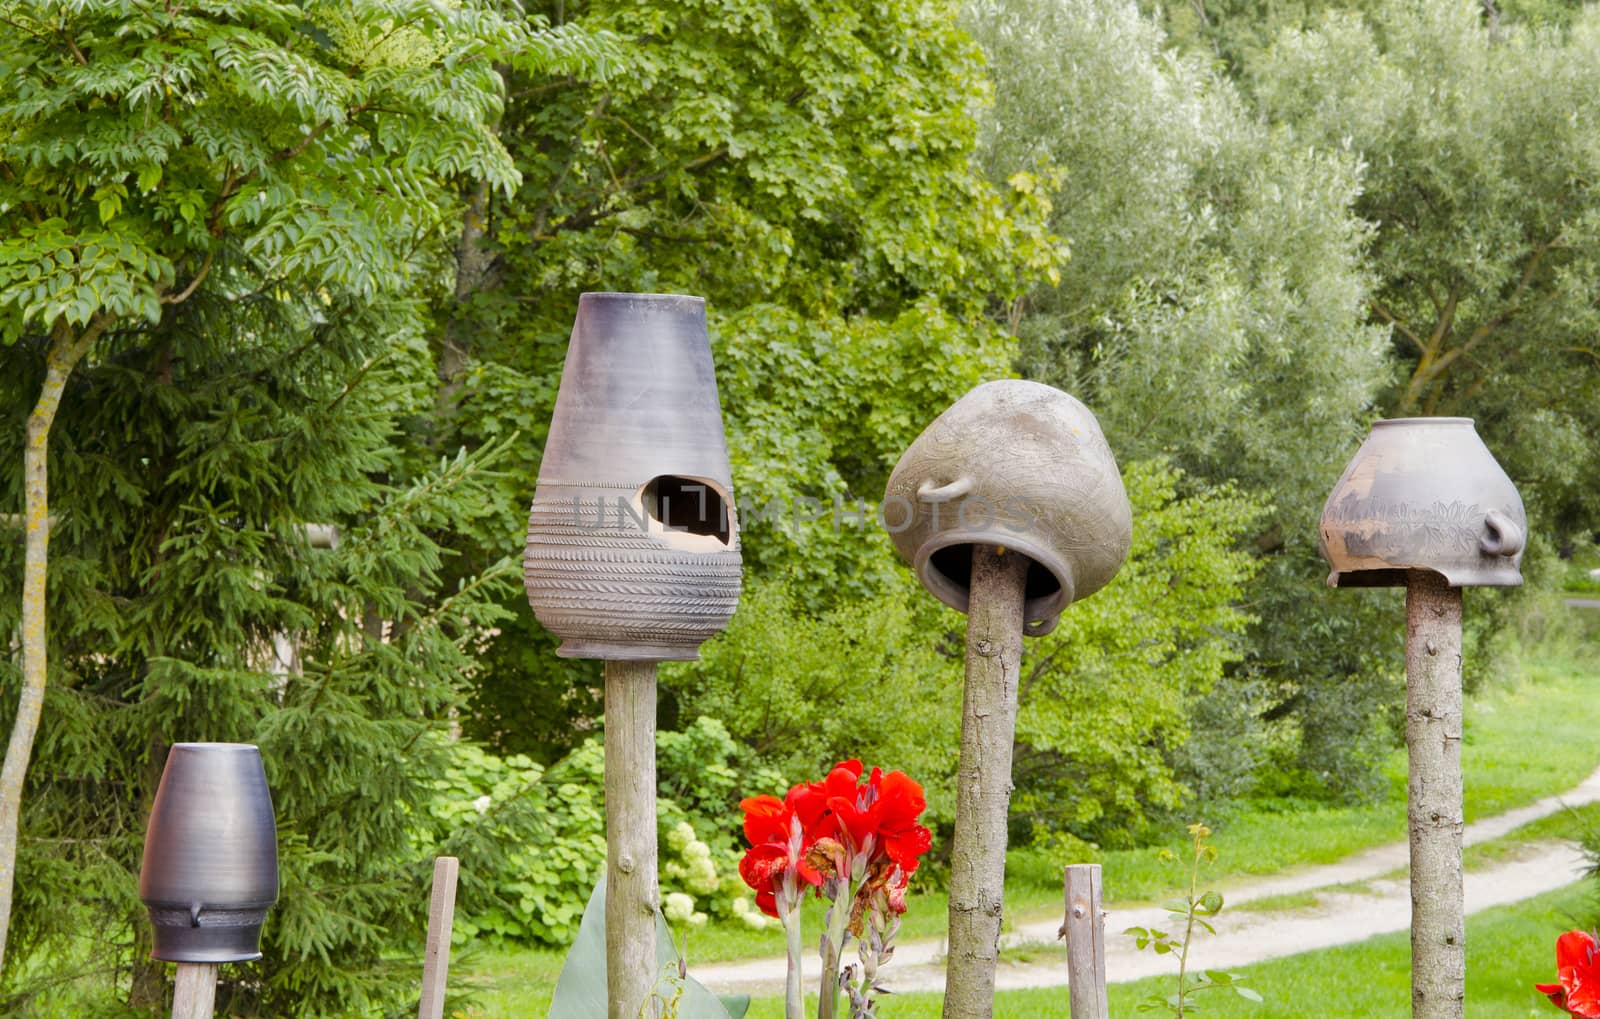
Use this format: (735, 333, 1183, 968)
(472, 795, 492, 814)
(663, 892, 696, 924)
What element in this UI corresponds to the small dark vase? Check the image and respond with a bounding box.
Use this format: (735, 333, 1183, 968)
(1320, 417, 1525, 588)
(524, 293, 742, 661)
(139, 743, 279, 963)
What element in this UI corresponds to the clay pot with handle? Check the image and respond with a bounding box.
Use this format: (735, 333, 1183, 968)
(1320, 417, 1525, 588)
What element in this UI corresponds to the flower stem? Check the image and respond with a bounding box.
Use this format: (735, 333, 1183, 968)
(780, 896, 804, 1019)
(818, 880, 851, 1019)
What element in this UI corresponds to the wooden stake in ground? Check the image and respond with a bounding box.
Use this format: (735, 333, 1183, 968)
(1061, 863, 1109, 1019)
(171, 963, 217, 1019)
(418, 856, 460, 1019)
(605, 659, 660, 1019)
(942, 545, 1029, 1019)
(1405, 570, 1465, 1019)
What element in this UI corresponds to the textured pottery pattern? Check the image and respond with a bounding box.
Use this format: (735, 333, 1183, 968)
(884, 379, 1131, 635)
(139, 743, 278, 963)
(1320, 417, 1525, 588)
(524, 293, 742, 661)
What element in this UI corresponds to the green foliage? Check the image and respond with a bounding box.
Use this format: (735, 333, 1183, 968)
(0, 296, 521, 1014)
(671, 461, 1265, 847)
(452, 0, 1062, 765)
(967, 0, 1404, 806)
(1012, 461, 1266, 845)
(418, 724, 775, 950)
(1249, 0, 1600, 545)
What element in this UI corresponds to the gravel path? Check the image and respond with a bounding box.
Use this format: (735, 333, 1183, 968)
(693, 765, 1600, 996)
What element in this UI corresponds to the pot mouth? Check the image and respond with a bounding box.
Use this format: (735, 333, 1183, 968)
(169, 742, 259, 751)
(1372, 417, 1474, 427)
(580, 291, 706, 306)
(913, 530, 1073, 630)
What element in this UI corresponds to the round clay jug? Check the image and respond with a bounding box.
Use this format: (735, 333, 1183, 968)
(139, 743, 279, 963)
(883, 380, 1131, 635)
(524, 293, 742, 660)
(1320, 417, 1525, 587)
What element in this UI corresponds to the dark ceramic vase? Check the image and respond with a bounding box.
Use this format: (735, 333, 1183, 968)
(1320, 417, 1525, 588)
(139, 743, 279, 963)
(883, 380, 1132, 635)
(524, 293, 742, 661)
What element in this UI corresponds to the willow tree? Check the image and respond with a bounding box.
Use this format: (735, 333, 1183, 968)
(0, 0, 598, 976)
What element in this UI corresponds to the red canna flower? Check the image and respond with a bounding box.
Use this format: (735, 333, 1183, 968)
(824, 767, 933, 875)
(1537, 930, 1600, 1017)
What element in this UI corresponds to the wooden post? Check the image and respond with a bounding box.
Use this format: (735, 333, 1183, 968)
(605, 659, 660, 1019)
(170, 963, 217, 1019)
(1406, 570, 1465, 1019)
(942, 545, 1029, 1019)
(418, 856, 460, 1019)
(1062, 864, 1109, 1019)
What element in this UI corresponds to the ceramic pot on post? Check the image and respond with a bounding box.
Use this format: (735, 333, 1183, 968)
(883, 378, 1132, 634)
(139, 743, 279, 963)
(1319, 416, 1524, 1019)
(885, 379, 1130, 1019)
(1320, 417, 1525, 588)
(523, 292, 742, 661)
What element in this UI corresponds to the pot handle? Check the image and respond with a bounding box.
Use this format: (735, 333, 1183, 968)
(1480, 509, 1524, 557)
(1025, 614, 1059, 637)
(918, 477, 974, 504)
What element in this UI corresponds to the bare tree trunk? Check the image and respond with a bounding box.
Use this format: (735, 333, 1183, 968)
(604, 659, 659, 1019)
(1405, 570, 1464, 1019)
(942, 546, 1029, 1019)
(0, 319, 104, 974)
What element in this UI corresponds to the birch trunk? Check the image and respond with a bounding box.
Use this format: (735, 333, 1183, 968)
(942, 545, 1028, 1019)
(1405, 570, 1465, 1019)
(604, 659, 659, 1019)
(0, 320, 103, 973)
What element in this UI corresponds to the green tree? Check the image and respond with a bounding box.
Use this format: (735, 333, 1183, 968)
(1250, 0, 1600, 543)
(0, 0, 595, 1005)
(440, 0, 1063, 759)
(965, 0, 1400, 800)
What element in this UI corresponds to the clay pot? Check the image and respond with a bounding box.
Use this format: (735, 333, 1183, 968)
(1320, 417, 1525, 588)
(884, 380, 1132, 635)
(524, 293, 742, 661)
(139, 743, 279, 963)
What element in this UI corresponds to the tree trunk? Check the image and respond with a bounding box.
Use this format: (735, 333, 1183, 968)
(942, 546, 1029, 1019)
(604, 659, 659, 1019)
(1405, 570, 1465, 1019)
(0, 320, 103, 974)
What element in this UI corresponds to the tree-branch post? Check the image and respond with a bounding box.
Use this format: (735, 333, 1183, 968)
(170, 963, 218, 1019)
(1406, 569, 1465, 1019)
(418, 856, 460, 1019)
(1062, 863, 1109, 1019)
(605, 659, 659, 1019)
(0, 318, 105, 973)
(942, 545, 1029, 1019)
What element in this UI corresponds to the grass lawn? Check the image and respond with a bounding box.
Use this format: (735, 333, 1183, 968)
(458, 648, 1600, 1015)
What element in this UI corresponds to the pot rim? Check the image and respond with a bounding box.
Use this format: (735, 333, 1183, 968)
(912, 529, 1074, 625)
(1371, 416, 1474, 427)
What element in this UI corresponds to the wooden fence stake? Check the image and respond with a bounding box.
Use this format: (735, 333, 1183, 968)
(605, 659, 660, 1019)
(418, 855, 461, 1019)
(942, 545, 1030, 1019)
(1406, 570, 1465, 1019)
(1061, 864, 1109, 1019)
(171, 963, 217, 1019)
